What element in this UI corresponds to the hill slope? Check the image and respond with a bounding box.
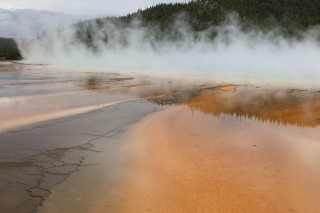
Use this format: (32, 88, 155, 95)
(126, 0, 320, 32)
(70, 0, 320, 51)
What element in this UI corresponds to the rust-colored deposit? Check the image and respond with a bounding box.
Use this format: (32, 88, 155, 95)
(109, 77, 134, 81)
(121, 83, 151, 88)
(183, 88, 320, 128)
(120, 106, 320, 213)
(79, 79, 110, 90)
(212, 84, 237, 91)
(0, 62, 29, 72)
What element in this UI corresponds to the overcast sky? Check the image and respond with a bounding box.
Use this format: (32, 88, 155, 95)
(0, 0, 186, 38)
(0, 0, 186, 16)
(0, 9, 92, 38)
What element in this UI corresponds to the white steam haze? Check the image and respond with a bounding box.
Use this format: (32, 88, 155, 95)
(20, 14, 320, 85)
(0, 9, 91, 38)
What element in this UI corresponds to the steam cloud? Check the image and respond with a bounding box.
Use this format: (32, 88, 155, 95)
(20, 14, 320, 85)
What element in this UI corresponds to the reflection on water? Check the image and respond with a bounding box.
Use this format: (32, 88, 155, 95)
(149, 85, 320, 128)
(183, 87, 320, 128)
(0, 64, 146, 131)
(124, 96, 320, 213)
(2, 62, 320, 129)
(0, 63, 142, 97)
(79, 73, 205, 99)
(2, 62, 320, 212)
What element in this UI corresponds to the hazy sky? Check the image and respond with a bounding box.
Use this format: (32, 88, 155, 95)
(0, 0, 186, 15)
(0, 0, 186, 37)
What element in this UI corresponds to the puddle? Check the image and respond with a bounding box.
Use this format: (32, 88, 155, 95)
(151, 85, 320, 128)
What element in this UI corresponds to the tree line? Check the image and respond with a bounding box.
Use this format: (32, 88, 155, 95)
(71, 0, 320, 51)
(0, 38, 22, 60)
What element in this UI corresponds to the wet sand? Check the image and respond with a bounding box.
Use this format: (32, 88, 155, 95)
(34, 87, 320, 213)
(122, 105, 320, 212)
(117, 87, 320, 212)
(2, 62, 320, 212)
(0, 62, 204, 132)
(0, 63, 152, 132)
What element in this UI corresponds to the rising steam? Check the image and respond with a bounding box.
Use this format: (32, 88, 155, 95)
(19, 14, 320, 84)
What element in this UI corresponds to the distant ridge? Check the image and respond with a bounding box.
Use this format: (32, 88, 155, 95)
(122, 0, 320, 32)
(69, 0, 320, 51)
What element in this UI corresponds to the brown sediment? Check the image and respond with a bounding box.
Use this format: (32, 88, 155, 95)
(0, 62, 46, 72)
(78, 75, 112, 90)
(79, 76, 151, 91)
(212, 84, 237, 91)
(0, 162, 33, 172)
(286, 89, 308, 93)
(79, 82, 111, 90)
(3, 63, 320, 212)
(121, 83, 151, 88)
(109, 77, 134, 81)
(121, 106, 320, 213)
(182, 88, 320, 128)
(0, 63, 24, 72)
(0, 71, 202, 132)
